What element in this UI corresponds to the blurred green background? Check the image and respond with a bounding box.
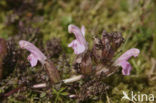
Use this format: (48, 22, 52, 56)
(0, 0, 156, 102)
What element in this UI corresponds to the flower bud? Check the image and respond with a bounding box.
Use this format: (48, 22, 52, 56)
(92, 38, 103, 63)
(92, 31, 124, 64)
(80, 52, 92, 75)
(44, 60, 61, 83)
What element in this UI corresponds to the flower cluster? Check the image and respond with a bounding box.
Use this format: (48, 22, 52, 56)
(68, 24, 140, 75)
(17, 24, 140, 85)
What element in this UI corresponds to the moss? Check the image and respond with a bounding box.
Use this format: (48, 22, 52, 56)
(0, 0, 155, 102)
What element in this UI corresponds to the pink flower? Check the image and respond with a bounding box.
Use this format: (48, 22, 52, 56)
(115, 48, 140, 75)
(68, 24, 88, 55)
(19, 40, 47, 67)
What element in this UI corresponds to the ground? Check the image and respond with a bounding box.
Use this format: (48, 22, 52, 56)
(0, 0, 156, 103)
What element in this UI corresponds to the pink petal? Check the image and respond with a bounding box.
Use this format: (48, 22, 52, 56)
(68, 40, 85, 54)
(74, 43, 85, 54)
(115, 48, 140, 75)
(68, 24, 88, 54)
(116, 48, 140, 63)
(81, 25, 85, 36)
(68, 24, 87, 46)
(119, 61, 132, 75)
(28, 54, 38, 67)
(68, 40, 77, 48)
(19, 40, 47, 65)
